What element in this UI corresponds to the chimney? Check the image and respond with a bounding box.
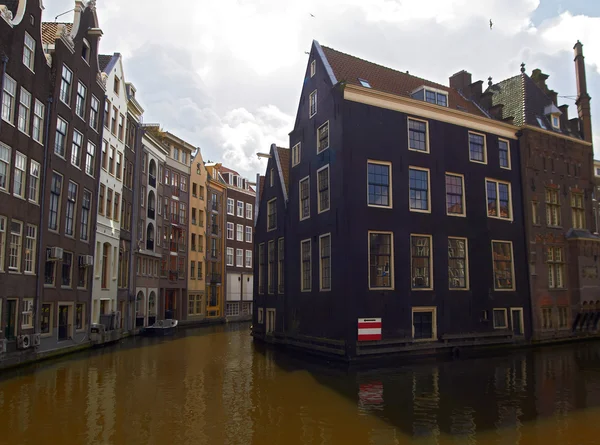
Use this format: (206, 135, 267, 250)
(574, 40, 593, 143)
(559, 104, 569, 130)
(531, 68, 549, 93)
(548, 90, 558, 106)
(489, 104, 504, 120)
(467, 80, 483, 102)
(449, 70, 472, 93)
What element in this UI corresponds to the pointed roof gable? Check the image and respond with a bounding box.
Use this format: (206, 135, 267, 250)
(275, 146, 290, 193)
(98, 54, 116, 73)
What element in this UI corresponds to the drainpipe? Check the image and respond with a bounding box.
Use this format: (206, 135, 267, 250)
(34, 95, 54, 335)
(128, 122, 143, 334)
(0, 54, 8, 133)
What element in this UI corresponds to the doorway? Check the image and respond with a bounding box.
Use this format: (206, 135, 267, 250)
(511, 307, 524, 336)
(58, 305, 70, 341)
(5, 300, 17, 340)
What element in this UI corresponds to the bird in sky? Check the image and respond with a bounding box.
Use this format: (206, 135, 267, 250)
(310, 13, 315, 17)
(305, 51, 310, 55)
(490, 19, 493, 30)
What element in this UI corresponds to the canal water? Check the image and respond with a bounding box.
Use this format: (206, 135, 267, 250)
(1, 323, 600, 445)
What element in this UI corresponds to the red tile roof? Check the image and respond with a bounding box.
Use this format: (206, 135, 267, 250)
(321, 45, 486, 117)
(276, 147, 290, 193)
(41, 22, 72, 46)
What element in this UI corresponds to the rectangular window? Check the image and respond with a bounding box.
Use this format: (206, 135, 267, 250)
(246, 203, 252, 219)
(259, 243, 265, 294)
(301, 239, 311, 291)
(80, 189, 91, 241)
(445, 173, 465, 216)
(310, 60, 316, 77)
(367, 161, 391, 207)
(55, 117, 68, 157)
(292, 142, 301, 167)
(267, 198, 277, 231)
(0, 216, 4, 271)
(40, 303, 52, 333)
(493, 309, 508, 329)
(24, 224, 37, 273)
(448, 237, 468, 289)
(246, 250, 252, 268)
(236, 248, 244, 267)
(369, 232, 393, 289)
(8, 220, 23, 271)
(486, 179, 512, 220)
(558, 307, 568, 329)
(492, 241, 515, 290)
(408, 118, 428, 152)
(60, 65, 73, 105)
(541, 307, 553, 329)
(413, 307, 436, 340)
(227, 198, 234, 215)
(106, 189, 113, 219)
(411, 234, 432, 290)
(76, 304, 84, 329)
(236, 224, 244, 241)
(0, 142, 9, 192)
(116, 152, 122, 180)
(180, 176, 187, 192)
(268, 240, 275, 293)
(317, 121, 329, 153)
(114, 193, 120, 222)
(277, 238, 284, 292)
(75, 81, 86, 119)
(299, 177, 310, 220)
(319, 234, 331, 291)
(70, 130, 83, 168)
(469, 132, 486, 163)
(111, 106, 117, 134)
(65, 181, 78, 236)
(99, 184, 105, 215)
(179, 202, 186, 225)
(49, 172, 62, 231)
(571, 192, 585, 229)
(409, 167, 430, 212)
(85, 142, 96, 177)
(118, 114, 125, 141)
(21, 298, 33, 328)
(104, 100, 110, 128)
(498, 139, 510, 169)
(547, 246, 565, 289)
(309, 90, 317, 117)
(17, 88, 31, 134)
(546, 187, 561, 227)
(532, 201, 540, 225)
(245, 226, 252, 243)
(13, 151, 26, 199)
(237, 200, 244, 217)
(62, 252, 72, 287)
(32, 99, 44, 143)
(90, 95, 99, 130)
(23, 32, 35, 71)
(317, 165, 330, 213)
(190, 261, 196, 280)
(1, 74, 16, 123)
(108, 145, 115, 175)
(226, 247, 234, 266)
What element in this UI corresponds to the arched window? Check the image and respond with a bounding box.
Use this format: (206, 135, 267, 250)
(149, 159, 157, 187)
(146, 223, 155, 251)
(147, 190, 156, 219)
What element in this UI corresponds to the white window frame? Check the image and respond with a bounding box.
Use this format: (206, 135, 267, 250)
(236, 224, 244, 241)
(510, 307, 525, 335)
(412, 306, 438, 341)
(0, 215, 5, 271)
(32, 99, 44, 144)
(2, 74, 17, 124)
(292, 142, 301, 167)
(246, 203, 252, 219)
(236, 248, 243, 267)
(309, 90, 317, 118)
(367, 160, 392, 209)
(491, 240, 516, 291)
(498, 138, 511, 170)
(17, 87, 31, 135)
(310, 60, 316, 77)
(448, 236, 469, 290)
(317, 121, 329, 153)
(445, 172, 466, 217)
(368, 231, 394, 290)
(300, 239, 312, 292)
(493, 308, 508, 329)
(319, 233, 331, 291)
(59, 64, 73, 106)
(227, 198, 234, 215)
(407, 117, 429, 153)
(8, 219, 23, 272)
(299, 176, 310, 221)
(13, 151, 26, 199)
(24, 224, 37, 274)
(237, 200, 244, 217)
(468, 131, 487, 164)
(28, 160, 40, 204)
(485, 178, 513, 221)
(85, 141, 95, 178)
(245, 250, 252, 268)
(551, 114, 560, 129)
(55, 116, 68, 158)
(90, 95, 99, 130)
(418, 86, 448, 107)
(410, 233, 433, 291)
(408, 166, 431, 214)
(21, 298, 34, 329)
(317, 164, 330, 214)
(226, 222, 234, 240)
(0, 142, 10, 193)
(23, 32, 35, 72)
(75, 81, 87, 120)
(71, 129, 83, 168)
(226, 247, 234, 266)
(245, 226, 252, 243)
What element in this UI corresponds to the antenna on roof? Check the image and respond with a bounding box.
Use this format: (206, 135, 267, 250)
(558, 95, 577, 101)
(55, 9, 74, 21)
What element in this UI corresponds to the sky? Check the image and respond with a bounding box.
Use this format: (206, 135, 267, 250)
(43, 0, 600, 179)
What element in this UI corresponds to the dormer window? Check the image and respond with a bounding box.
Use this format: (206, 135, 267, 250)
(358, 78, 371, 88)
(411, 86, 448, 107)
(81, 39, 90, 64)
(536, 117, 547, 130)
(310, 60, 316, 78)
(551, 115, 560, 129)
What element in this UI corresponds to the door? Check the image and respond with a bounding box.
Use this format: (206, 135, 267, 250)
(5, 300, 17, 340)
(58, 305, 69, 341)
(511, 308, 523, 336)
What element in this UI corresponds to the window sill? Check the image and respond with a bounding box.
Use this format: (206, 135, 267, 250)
(40, 333, 52, 338)
(12, 195, 26, 201)
(469, 159, 487, 165)
(8, 270, 21, 274)
(44, 284, 55, 288)
(408, 148, 430, 154)
(61, 286, 72, 290)
(547, 226, 563, 230)
(411, 287, 433, 291)
(447, 212, 466, 218)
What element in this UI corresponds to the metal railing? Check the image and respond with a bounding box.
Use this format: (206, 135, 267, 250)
(149, 175, 156, 188)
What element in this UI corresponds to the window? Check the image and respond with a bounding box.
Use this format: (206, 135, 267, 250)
(259, 243, 265, 294)
(23, 32, 35, 71)
(49, 172, 62, 231)
(269, 168, 274, 187)
(310, 60, 316, 77)
(547, 246, 564, 289)
(40, 303, 51, 333)
(236, 200, 244, 217)
(317, 121, 329, 153)
(469, 132, 486, 163)
(111, 106, 117, 134)
(104, 100, 110, 128)
(317, 165, 330, 213)
(99, 184, 105, 215)
(246, 203, 252, 219)
(571, 192, 585, 229)
(101, 141, 108, 170)
(358, 78, 371, 88)
(541, 307, 553, 329)
(116, 152, 122, 180)
(75, 82, 86, 119)
(448, 237, 468, 289)
(118, 114, 125, 140)
(413, 307, 437, 340)
(101, 243, 110, 288)
(236, 224, 244, 241)
(21, 298, 33, 328)
(179, 202, 186, 225)
(0, 143, 9, 192)
(114, 76, 120, 95)
(492, 241, 515, 290)
(408, 118, 428, 152)
(65, 181, 77, 237)
(180, 176, 187, 192)
(114, 193, 120, 222)
(59, 65, 73, 105)
(369, 232, 393, 289)
(277, 238, 284, 292)
(227, 198, 234, 215)
(1, 74, 16, 123)
(190, 261, 196, 279)
(558, 307, 568, 329)
(299, 177, 310, 220)
(17, 88, 31, 134)
(445, 173, 465, 216)
(245, 226, 252, 243)
(32, 99, 44, 143)
(532, 201, 540, 225)
(27, 160, 40, 205)
(140, 186, 145, 208)
(486, 179, 512, 220)
(301, 239, 311, 291)
(267, 198, 277, 230)
(197, 262, 203, 279)
(8, 220, 22, 271)
(173, 147, 180, 162)
(416, 87, 448, 107)
(76, 303, 85, 330)
(90, 95, 99, 130)
(246, 250, 252, 268)
(551, 115, 560, 129)
(411, 234, 432, 290)
(498, 139, 510, 169)
(236, 248, 244, 267)
(55, 117, 68, 157)
(106, 189, 113, 219)
(226, 247, 234, 266)
(13, 152, 26, 199)
(309, 90, 317, 117)
(367, 161, 391, 207)
(80, 190, 91, 241)
(44, 252, 55, 285)
(24, 224, 36, 274)
(546, 187, 561, 227)
(62, 252, 73, 287)
(108, 145, 115, 175)
(493, 309, 508, 329)
(267, 240, 275, 293)
(85, 142, 95, 176)
(292, 142, 301, 167)
(319, 234, 331, 291)
(409, 167, 430, 212)
(70, 130, 83, 168)
(0, 216, 4, 270)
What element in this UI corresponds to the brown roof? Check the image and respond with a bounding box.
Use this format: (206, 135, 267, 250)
(98, 54, 113, 72)
(321, 45, 486, 117)
(276, 147, 290, 193)
(41, 22, 72, 46)
(219, 165, 240, 176)
(259, 176, 265, 201)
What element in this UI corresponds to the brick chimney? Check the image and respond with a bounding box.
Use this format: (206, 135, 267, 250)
(449, 70, 472, 92)
(559, 104, 569, 130)
(574, 40, 593, 143)
(531, 68, 550, 94)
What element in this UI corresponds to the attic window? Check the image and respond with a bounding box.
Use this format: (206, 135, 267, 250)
(81, 39, 90, 63)
(358, 78, 371, 88)
(310, 60, 316, 78)
(411, 86, 448, 107)
(551, 115, 560, 129)
(536, 117, 547, 130)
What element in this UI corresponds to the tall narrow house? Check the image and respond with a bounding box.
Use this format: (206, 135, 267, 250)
(205, 163, 226, 319)
(253, 41, 531, 360)
(480, 42, 598, 341)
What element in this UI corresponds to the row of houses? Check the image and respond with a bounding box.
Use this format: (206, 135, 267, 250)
(252, 39, 600, 361)
(0, 0, 254, 367)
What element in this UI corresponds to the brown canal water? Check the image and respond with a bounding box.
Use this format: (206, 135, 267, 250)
(1, 323, 600, 445)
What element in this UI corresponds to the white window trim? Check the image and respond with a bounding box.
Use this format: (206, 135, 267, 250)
(510, 307, 525, 335)
(8, 219, 23, 272)
(13, 151, 27, 200)
(491, 240, 516, 292)
(236, 224, 244, 242)
(408, 166, 431, 214)
(407, 117, 430, 154)
(367, 160, 393, 209)
(227, 198, 234, 215)
(300, 238, 312, 292)
(410, 233, 433, 291)
(319, 233, 331, 292)
(292, 142, 301, 167)
(299, 176, 310, 221)
(2, 74, 17, 125)
(226, 247, 234, 266)
(23, 32, 35, 72)
(414, 86, 449, 107)
(246, 203, 253, 220)
(18, 87, 31, 135)
(468, 131, 487, 165)
(245, 226, 252, 243)
(0, 215, 5, 271)
(551, 114, 560, 129)
(493, 308, 508, 329)
(237, 200, 244, 217)
(309, 90, 317, 118)
(236, 248, 244, 267)
(445, 172, 466, 217)
(412, 306, 438, 341)
(498, 138, 511, 170)
(485, 178, 513, 221)
(448, 236, 469, 291)
(0, 142, 11, 193)
(317, 120, 330, 154)
(226, 222, 234, 240)
(317, 164, 330, 214)
(368, 230, 394, 291)
(245, 250, 252, 268)
(267, 198, 277, 232)
(310, 60, 316, 77)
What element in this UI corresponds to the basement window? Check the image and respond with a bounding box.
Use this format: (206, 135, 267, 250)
(358, 78, 371, 88)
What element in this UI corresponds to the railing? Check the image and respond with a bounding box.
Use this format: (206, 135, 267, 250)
(211, 224, 219, 235)
(149, 175, 156, 188)
(146, 239, 154, 251)
(172, 186, 180, 198)
(147, 207, 155, 220)
(208, 273, 222, 284)
(168, 270, 178, 282)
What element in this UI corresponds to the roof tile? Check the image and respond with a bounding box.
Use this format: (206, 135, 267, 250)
(276, 146, 290, 193)
(41, 22, 72, 46)
(98, 54, 113, 73)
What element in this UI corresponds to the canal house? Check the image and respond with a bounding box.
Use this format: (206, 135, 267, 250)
(253, 40, 532, 360)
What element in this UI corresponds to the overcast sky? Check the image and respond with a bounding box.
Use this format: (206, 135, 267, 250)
(43, 0, 600, 178)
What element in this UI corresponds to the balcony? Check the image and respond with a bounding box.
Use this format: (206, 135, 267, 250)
(149, 175, 156, 188)
(211, 224, 219, 235)
(147, 207, 155, 220)
(208, 273, 222, 284)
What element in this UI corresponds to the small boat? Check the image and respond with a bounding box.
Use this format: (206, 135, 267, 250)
(141, 319, 178, 336)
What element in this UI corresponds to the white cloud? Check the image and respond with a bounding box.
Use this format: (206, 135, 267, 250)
(43, 0, 600, 177)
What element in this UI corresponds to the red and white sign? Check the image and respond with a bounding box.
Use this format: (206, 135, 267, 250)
(358, 318, 382, 341)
